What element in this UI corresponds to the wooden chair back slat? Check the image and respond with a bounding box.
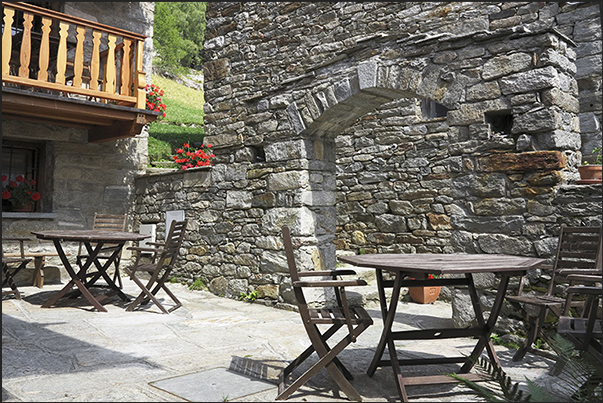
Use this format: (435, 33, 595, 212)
(93, 213, 127, 231)
(156, 219, 187, 269)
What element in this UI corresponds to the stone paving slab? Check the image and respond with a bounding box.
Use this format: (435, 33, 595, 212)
(2, 281, 560, 402)
(150, 367, 275, 402)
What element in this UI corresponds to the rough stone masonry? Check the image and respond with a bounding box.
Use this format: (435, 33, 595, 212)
(132, 2, 602, 331)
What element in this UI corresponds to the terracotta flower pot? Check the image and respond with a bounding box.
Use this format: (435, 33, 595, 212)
(409, 286, 441, 304)
(577, 165, 602, 184)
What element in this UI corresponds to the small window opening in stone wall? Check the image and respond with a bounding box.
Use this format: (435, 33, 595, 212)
(421, 99, 448, 120)
(2, 138, 47, 212)
(485, 111, 513, 136)
(251, 145, 265, 163)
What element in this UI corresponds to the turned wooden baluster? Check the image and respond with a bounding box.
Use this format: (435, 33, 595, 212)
(18, 12, 33, 78)
(120, 38, 133, 96)
(135, 41, 146, 109)
(55, 21, 69, 85)
(104, 34, 117, 95)
(2, 7, 15, 76)
(89, 30, 102, 91)
(73, 25, 86, 88)
(37, 16, 52, 81)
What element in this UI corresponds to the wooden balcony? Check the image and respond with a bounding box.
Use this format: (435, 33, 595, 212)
(2, 2, 160, 142)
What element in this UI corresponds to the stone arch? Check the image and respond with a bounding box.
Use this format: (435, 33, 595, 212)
(273, 58, 480, 271)
(285, 59, 465, 139)
(273, 59, 471, 274)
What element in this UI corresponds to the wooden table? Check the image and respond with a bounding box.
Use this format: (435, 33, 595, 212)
(337, 253, 545, 402)
(31, 230, 149, 312)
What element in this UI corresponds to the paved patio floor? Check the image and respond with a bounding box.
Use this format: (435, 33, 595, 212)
(3, 280, 562, 402)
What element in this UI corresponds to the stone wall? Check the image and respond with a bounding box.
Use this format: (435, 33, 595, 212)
(555, 3, 602, 160)
(132, 3, 602, 321)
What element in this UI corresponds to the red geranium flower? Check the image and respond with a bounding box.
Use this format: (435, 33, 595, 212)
(144, 83, 167, 119)
(1, 175, 40, 207)
(172, 143, 215, 170)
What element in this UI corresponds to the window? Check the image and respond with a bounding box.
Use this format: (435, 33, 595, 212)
(421, 99, 448, 120)
(2, 139, 47, 213)
(485, 111, 513, 136)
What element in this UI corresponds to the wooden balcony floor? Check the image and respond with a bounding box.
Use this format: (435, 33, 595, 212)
(2, 86, 161, 143)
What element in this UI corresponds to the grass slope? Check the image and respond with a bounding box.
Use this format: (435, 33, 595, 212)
(147, 74, 205, 163)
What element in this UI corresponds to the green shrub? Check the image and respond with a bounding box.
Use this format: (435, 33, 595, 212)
(239, 290, 259, 302)
(189, 279, 206, 291)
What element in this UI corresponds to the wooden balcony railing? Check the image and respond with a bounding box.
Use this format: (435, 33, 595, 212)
(2, 2, 147, 109)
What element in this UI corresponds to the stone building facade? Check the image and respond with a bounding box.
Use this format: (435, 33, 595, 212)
(131, 1, 602, 320)
(2, 3, 154, 242)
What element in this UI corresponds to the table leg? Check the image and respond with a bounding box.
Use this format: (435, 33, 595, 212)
(461, 274, 511, 372)
(41, 240, 108, 313)
(376, 269, 389, 322)
(368, 271, 410, 400)
(83, 242, 129, 301)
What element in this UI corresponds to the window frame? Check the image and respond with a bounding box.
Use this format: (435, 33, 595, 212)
(2, 138, 49, 213)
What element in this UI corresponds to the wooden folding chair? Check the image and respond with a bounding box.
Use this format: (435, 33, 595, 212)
(551, 274, 602, 382)
(277, 226, 373, 401)
(2, 249, 31, 300)
(557, 275, 602, 362)
(506, 225, 602, 361)
(76, 213, 127, 289)
(124, 219, 187, 314)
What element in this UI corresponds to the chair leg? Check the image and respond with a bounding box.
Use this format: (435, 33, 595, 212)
(112, 254, 123, 289)
(513, 307, 548, 361)
(126, 273, 170, 314)
(279, 324, 342, 382)
(113, 264, 123, 289)
(160, 283, 182, 312)
(141, 270, 182, 312)
(2, 262, 26, 300)
(277, 322, 367, 401)
(2, 284, 21, 299)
